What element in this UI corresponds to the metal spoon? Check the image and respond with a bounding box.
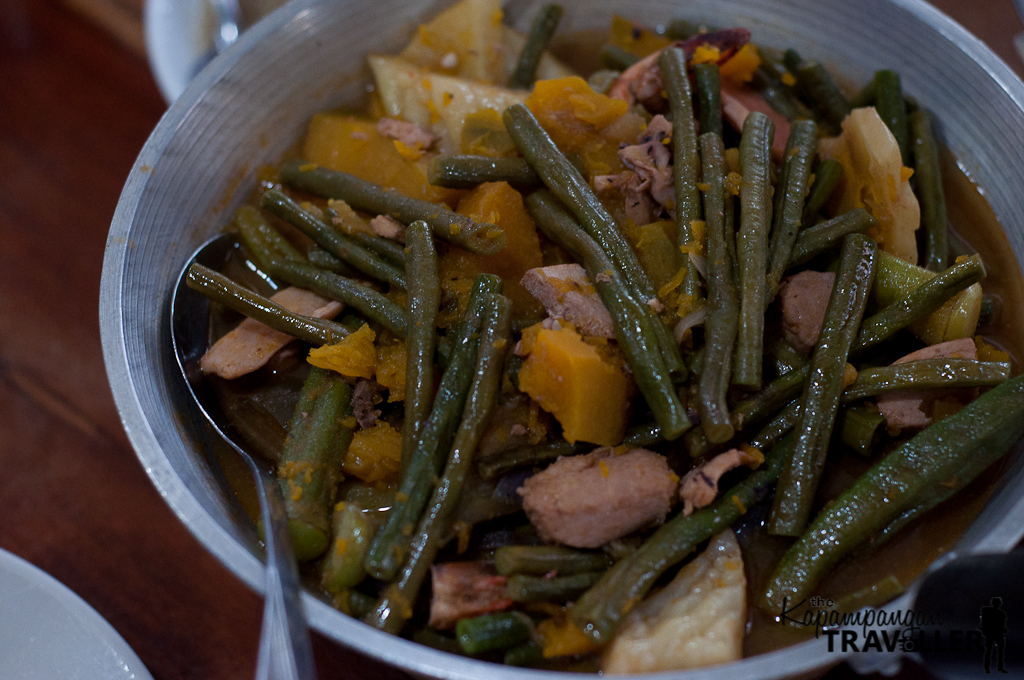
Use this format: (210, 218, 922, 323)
(170, 234, 317, 680)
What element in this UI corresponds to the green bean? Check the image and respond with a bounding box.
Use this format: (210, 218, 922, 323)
(278, 367, 353, 561)
(504, 641, 544, 667)
(234, 204, 306, 264)
(769, 234, 876, 536)
(849, 78, 877, 108)
(571, 432, 797, 644)
(979, 294, 998, 326)
(279, 159, 506, 256)
(367, 294, 511, 633)
(840, 359, 1010, 402)
(307, 245, 358, 277)
(428, 155, 541, 190)
(185, 263, 350, 346)
(599, 43, 639, 71)
(364, 274, 501, 582)
(762, 373, 1024, 613)
(771, 336, 809, 376)
(336, 589, 378, 619)
(834, 575, 905, 613)
(792, 60, 851, 131)
(734, 112, 776, 389)
(456, 612, 533, 654)
(694, 63, 723, 137)
(853, 255, 985, 352)
(748, 400, 801, 452)
(495, 545, 611, 576)
(261, 189, 407, 288)
(665, 18, 700, 40)
(477, 422, 664, 480)
(659, 46, 703, 301)
(874, 70, 910, 166)
(910, 109, 949, 271)
(788, 208, 876, 268)
(801, 158, 845, 223)
(524, 190, 690, 438)
(413, 628, 465, 655)
(321, 501, 374, 593)
(837, 406, 886, 457)
(507, 572, 603, 603)
(782, 49, 802, 73)
(697, 132, 739, 443)
(767, 119, 818, 300)
(508, 4, 563, 89)
(401, 221, 440, 476)
(351, 231, 407, 268)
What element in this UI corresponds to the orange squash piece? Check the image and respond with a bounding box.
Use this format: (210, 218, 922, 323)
(302, 113, 462, 206)
(307, 324, 377, 379)
(344, 421, 403, 484)
(517, 325, 629, 446)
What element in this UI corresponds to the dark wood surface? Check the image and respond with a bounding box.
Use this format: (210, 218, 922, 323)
(0, 1, 1019, 678)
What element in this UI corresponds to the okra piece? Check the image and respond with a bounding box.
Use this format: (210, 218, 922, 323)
(506, 571, 603, 603)
(659, 46, 704, 301)
(185, 263, 349, 346)
(694, 63, 723, 138)
(428, 155, 541, 190)
(261, 189, 407, 289)
(572, 432, 797, 644)
(508, 3, 563, 89)
(494, 545, 611, 576)
(874, 70, 910, 166)
(321, 501, 374, 593)
(279, 159, 506, 256)
(762, 374, 1024, 613)
(364, 274, 501, 581)
(402, 221, 440, 473)
(801, 158, 845, 223)
(279, 367, 353, 561)
(837, 406, 886, 457)
(910, 109, 949, 271)
(788, 208, 877, 268)
(456, 612, 533, 654)
(769, 234, 876, 536)
(735, 112, 776, 389)
(766, 119, 817, 300)
(698, 132, 739, 443)
(368, 294, 512, 633)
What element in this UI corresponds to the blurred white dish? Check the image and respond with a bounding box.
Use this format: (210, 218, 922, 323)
(0, 548, 154, 680)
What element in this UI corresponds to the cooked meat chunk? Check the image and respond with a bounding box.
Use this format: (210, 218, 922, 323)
(777, 270, 835, 353)
(518, 447, 678, 548)
(877, 338, 978, 430)
(520, 264, 615, 338)
(679, 447, 763, 516)
(370, 214, 406, 242)
(618, 114, 675, 215)
(376, 117, 439, 150)
(428, 561, 512, 630)
(200, 287, 343, 379)
(352, 378, 382, 430)
(720, 84, 791, 156)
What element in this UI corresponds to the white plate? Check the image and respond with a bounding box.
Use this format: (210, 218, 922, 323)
(0, 548, 154, 680)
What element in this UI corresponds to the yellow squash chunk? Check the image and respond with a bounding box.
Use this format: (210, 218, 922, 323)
(308, 324, 377, 379)
(819, 107, 920, 263)
(399, 0, 505, 84)
(517, 324, 629, 446)
(608, 15, 670, 58)
(537, 615, 602, 659)
(368, 56, 528, 154)
(376, 341, 407, 402)
(302, 114, 461, 205)
(344, 421, 402, 484)
(525, 76, 645, 178)
(720, 44, 762, 85)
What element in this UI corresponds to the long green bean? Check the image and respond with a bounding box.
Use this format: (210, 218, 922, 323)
(841, 359, 1010, 402)
(735, 112, 775, 390)
(506, 572, 603, 603)
(363, 274, 501, 581)
(769, 234, 876, 536)
(494, 545, 611, 576)
(402, 221, 440, 474)
(321, 501, 374, 593)
(910, 109, 949, 271)
(279, 159, 506, 256)
(801, 158, 845, 223)
(456, 612, 533, 654)
(788, 208, 876, 268)
(792, 60, 851, 131)
(599, 43, 639, 70)
(307, 245, 358, 277)
(234, 204, 307, 263)
(698, 132, 739, 443)
(762, 373, 1024, 613)
(694, 63, 723, 137)
(428, 155, 541, 190)
(874, 70, 910, 166)
(368, 293, 511, 633)
(261, 189, 407, 288)
(185, 263, 350, 346)
(766, 119, 817, 300)
(837, 406, 886, 457)
(508, 4, 563, 89)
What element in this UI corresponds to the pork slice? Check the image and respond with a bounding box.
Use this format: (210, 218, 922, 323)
(877, 338, 978, 430)
(200, 287, 343, 379)
(619, 115, 675, 215)
(521, 264, 615, 338)
(518, 447, 678, 548)
(428, 561, 512, 630)
(376, 117, 439, 150)
(777, 271, 835, 353)
(720, 84, 791, 157)
(679, 448, 762, 516)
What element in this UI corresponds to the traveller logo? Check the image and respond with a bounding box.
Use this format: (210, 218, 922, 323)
(777, 595, 1012, 672)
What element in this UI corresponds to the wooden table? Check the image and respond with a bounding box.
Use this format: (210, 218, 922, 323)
(0, 1, 1019, 678)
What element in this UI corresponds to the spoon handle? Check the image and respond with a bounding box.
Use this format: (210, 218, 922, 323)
(252, 464, 318, 680)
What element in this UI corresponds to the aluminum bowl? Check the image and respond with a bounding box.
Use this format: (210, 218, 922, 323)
(100, 1, 1024, 677)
